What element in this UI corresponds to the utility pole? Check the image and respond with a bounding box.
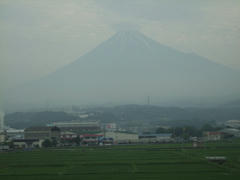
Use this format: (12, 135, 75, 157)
(103, 124, 106, 138)
(0, 111, 4, 131)
(147, 96, 150, 105)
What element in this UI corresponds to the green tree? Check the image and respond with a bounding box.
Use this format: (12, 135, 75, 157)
(42, 139, 52, 147)
(74, 136, 81, 145)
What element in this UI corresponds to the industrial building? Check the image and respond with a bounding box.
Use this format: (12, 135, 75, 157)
(7, 128, 24, 140)
(24, 126, 60, 140)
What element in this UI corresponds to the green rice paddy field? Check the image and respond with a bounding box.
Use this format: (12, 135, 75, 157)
(1, 141, 240, 180)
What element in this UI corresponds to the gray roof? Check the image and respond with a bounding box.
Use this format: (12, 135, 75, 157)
(25, 126, 60, 132)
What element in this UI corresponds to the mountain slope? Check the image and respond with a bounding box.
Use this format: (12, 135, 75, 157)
(6, 31, 240, 106)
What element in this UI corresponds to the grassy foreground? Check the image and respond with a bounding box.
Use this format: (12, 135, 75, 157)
(0, 141, 240, 180)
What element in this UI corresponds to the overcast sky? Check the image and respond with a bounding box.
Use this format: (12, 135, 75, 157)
(0, 0, 240, 95)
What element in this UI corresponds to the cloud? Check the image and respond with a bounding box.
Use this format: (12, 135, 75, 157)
(0, 0, 113, 90)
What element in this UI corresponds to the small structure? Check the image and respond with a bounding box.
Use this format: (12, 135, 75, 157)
(205, 156, 227, 164)
(0, 131, 7, 143)
(0, 145, 10, 151)
(80, 134, 103, 145)
(24, 126, 60, 140)
(100, 137, 114, 145)
(190, 137, 202, 148)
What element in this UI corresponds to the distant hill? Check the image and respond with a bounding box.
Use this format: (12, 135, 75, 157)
(6, 31, 240, 107)
(5, 111, 77, 129)
(94, 105, 240, 126)
(5, 105, 240, 129)
(223, 99, 240, 107)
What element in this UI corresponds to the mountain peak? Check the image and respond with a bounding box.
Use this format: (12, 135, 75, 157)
(104, 30, 156, 51)
(115, 30, 143, 36)
(113, 30, 150, 41)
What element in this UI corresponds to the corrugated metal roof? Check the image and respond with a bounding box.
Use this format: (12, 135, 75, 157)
(139, 133, 172, 137)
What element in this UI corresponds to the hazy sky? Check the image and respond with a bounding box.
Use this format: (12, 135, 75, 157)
(0, 0, 240, 94)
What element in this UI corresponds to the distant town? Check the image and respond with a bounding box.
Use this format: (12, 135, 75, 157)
(1, 106, 240, 151)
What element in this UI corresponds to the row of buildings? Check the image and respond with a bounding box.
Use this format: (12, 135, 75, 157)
(1, 116, 240, 150)
(1, 121, 174, 149)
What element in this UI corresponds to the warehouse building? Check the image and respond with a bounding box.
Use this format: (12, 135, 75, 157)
(203, 131, 223, 141)
(139, 133, 173, 143)
(12, 139, 44, 148)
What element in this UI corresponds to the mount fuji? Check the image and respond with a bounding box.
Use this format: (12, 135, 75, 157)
(6, 31, 240, 107)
